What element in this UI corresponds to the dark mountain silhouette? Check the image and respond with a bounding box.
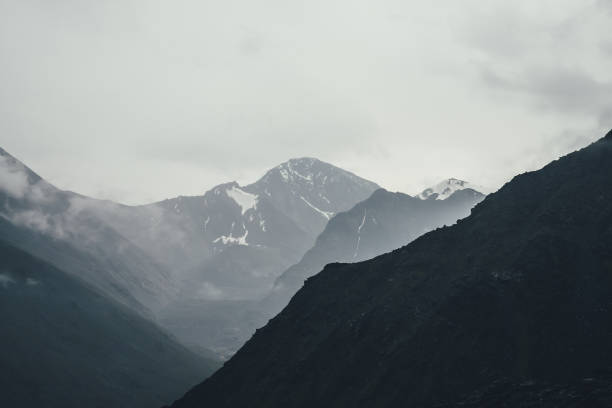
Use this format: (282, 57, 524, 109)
(168, 131, 612, 407)
(0, 239, 218, 408)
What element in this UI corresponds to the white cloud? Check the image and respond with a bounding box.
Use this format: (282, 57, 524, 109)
(26, 277, 40, 286)
(0, 155, 30, 199)
(0, 273, 15, 288)
(197, 281, 226, 301)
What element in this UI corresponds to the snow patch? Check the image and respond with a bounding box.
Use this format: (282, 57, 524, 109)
(300, 196, 334, 220)
(354, 209, 367, 258)
(276, 159, 317, 184)
(279, 169, 290, 182)
(213, 229, 249, 246)
(358, 209, 367, 233)
(226, 186, 258, 215)
(203, 216, 210, 232)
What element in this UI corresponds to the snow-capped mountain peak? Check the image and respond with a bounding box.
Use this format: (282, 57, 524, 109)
(259, 157, 326, 185)
(249, 157, 380, 235)
(419, 178, 487, 200)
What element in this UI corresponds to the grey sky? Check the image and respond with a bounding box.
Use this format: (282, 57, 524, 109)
(1, 0, 610, 204)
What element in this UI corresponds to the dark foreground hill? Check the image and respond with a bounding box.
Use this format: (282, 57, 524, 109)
(168, 130, 612, 408)
(0, 240, 218, 408)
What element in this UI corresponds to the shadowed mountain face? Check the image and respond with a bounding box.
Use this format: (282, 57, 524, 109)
(262, 187, 485, 316)
(0, 240, 218, 408)
(168, 132, 612, 408)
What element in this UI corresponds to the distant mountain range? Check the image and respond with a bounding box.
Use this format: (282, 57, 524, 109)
(0, 150, 384, 356)
(137, 158, 382, 356)
(167, 131, 612, 408)
(0, 143, 491, 405)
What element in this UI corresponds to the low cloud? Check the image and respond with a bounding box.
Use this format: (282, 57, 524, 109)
(197, 281, 226, 301)
(0, 273, 15, 288)
(0, 155, 30, 199)
(2, 209, 67, 239)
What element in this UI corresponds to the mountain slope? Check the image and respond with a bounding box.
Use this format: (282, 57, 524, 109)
(264, 187, 485, 314)
(0, 239, 218, 408)
(168, 130, 612, 407)
(0, 149, 176, 314)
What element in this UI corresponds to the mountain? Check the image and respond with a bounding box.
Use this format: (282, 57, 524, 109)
(263, 186, 485, 315)
(0, 150, 379, 357)
(138, 158, 380, 356)
(247, 158, 381, 236)
(167, 130, 612, 407)
(90, 157, 379, 297)
(419, 177, 490, 200)
(0, 148, 177, 315)
(111, 157, 380, 270)
(0, 239, 218, 408)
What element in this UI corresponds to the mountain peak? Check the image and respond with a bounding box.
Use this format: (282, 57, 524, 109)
(255, 157, 378, 191)
(282, 157, 321, 166)
(246, 157, 379, 235)
(419, 178, 487, 200)
(605, 129, 612, 140)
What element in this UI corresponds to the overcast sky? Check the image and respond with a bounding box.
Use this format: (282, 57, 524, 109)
(1, 0, 610, 204)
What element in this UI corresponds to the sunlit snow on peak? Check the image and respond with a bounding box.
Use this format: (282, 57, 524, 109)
(419, 178, 489, 200)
